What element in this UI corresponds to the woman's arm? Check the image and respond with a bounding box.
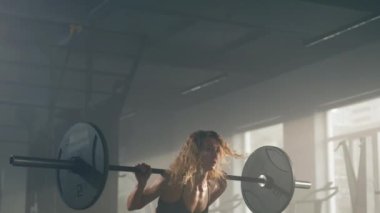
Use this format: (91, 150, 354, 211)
(126, 163, 167, 210)
(127, 175, 165, 210)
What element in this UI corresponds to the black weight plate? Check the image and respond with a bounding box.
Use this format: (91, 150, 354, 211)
(241, 146, 295, 213)
(57, 123, 108, 209)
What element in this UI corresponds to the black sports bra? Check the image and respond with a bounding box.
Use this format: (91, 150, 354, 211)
(156, 185, 209, 213)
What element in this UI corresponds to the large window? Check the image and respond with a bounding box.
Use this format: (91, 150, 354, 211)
(327, 97, 380, 213)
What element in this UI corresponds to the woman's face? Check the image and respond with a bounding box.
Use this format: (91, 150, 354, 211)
(199, 138, 220, 171)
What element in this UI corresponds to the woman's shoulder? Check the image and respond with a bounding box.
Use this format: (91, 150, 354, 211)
(208, 177, 227, 193)
(158, 173, 183, 201)
(158, 171, 182, 190)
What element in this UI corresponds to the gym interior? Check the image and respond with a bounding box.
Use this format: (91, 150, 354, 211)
(1, 1, 380, 213)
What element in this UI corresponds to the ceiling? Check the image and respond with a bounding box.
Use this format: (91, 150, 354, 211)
(0, 0, 379, 145)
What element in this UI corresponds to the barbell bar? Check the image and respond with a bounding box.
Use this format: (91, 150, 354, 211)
(9, 122, 311, 212)
(9, 156, 311, 189)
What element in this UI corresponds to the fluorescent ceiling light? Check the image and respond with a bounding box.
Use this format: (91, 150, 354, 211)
(305, 14, 380, 47)
(181, 74, 227, 95)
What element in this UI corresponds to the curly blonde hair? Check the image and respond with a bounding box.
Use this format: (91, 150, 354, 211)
(168, 130, 240, 187)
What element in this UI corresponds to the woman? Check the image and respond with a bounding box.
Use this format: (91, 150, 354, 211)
(127, 130, 240, 213)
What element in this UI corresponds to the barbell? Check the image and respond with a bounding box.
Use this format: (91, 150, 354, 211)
(9, 122, 311, 213)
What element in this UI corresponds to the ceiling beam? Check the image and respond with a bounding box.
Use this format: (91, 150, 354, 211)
(0, 58, 128, 78)
(112, 0, 308, 34)
(0, 79, 113, 95)
(300, 0, 380, 12)
(0, 11, 143, 39)
(0, 35, 139, 59)
(0, 100, 78, 111)
(0, 139, 28, 144)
